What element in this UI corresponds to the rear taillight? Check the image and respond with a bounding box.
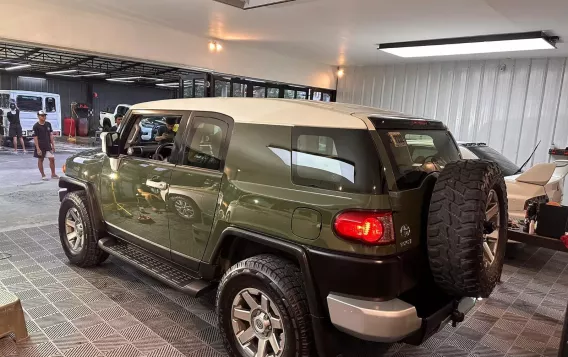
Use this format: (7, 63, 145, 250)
(333, 211, 395, 245)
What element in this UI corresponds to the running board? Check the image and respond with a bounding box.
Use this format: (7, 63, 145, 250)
(97, 237, 214, 298)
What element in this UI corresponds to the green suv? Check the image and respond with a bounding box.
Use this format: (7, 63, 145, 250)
(58, 98, 508, 357)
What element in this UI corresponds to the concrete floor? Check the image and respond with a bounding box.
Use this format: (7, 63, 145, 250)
(0, 145, 85, 231)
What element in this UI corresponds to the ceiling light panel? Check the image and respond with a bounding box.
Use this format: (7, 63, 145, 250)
(378, 32, 557, 58)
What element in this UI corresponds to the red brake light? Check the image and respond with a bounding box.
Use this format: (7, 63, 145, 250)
(333, 211, 394, 245)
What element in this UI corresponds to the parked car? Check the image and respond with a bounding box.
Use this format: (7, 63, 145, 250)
(459, 142, 568, 220)
(99, 104, 130, 131)
(58, 99, 507, 357)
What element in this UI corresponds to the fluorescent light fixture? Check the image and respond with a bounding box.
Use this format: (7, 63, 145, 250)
(46, 69, 77, 75)
(214, 0, 295, 10)
(156, 82, 179, 88)
(107, 76, 164, 83)
(46, 69, 106, 77)
(5, 64, 31, 71)
(18, 76, 46, 81)
(378, 31, 558, 58)
(106, 78, 135, 83)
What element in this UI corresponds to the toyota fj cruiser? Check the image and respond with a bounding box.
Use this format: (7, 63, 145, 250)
(58, 98, 508, 357)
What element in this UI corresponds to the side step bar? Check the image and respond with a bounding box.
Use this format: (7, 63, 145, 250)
(98, 237, 214, 298)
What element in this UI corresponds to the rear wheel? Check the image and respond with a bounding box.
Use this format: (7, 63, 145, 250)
(427, 160, 508, 298)
(217, 255, 312, 357)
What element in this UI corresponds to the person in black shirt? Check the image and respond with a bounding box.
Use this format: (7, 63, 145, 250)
(7, 102, 27, 154)
(33, 110, 58, 181)
(0, 108, 4, 150)
(155, 117, 177, 143)
(110, 114, 123, 132)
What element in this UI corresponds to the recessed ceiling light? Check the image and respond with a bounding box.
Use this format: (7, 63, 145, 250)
(378, 31, 558, 58)
(213, 0, 295, 10)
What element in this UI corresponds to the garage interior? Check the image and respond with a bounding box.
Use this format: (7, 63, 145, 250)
(1, 0, 568, 357)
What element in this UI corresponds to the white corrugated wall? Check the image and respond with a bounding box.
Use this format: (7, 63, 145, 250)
(337, 58, 568, 169)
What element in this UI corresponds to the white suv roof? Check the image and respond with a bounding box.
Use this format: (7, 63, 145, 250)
(131, 98, 426, 129)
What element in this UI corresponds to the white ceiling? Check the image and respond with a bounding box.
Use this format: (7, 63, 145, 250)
(50, 0, 568, 66)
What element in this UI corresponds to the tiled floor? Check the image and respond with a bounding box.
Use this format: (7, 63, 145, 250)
(0, 225, 566, 357)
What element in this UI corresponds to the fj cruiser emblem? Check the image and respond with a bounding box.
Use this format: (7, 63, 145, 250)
(401, 225, 411, 238)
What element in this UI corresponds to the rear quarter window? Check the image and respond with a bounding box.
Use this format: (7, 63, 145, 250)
(291, 127, 384, 194)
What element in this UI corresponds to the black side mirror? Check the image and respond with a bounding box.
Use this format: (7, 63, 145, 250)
(101, 132, 120, 157)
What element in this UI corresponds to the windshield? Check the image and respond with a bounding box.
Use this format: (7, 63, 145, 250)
(17, 95, 43, 112)
(116, 106, 129, 116)
(379, 130, 461, 190)
(464, 145, 521, 176)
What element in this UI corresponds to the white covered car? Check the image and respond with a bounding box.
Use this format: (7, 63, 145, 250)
(459, 143, 568, 221)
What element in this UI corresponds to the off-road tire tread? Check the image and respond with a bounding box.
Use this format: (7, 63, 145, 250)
(427, 160, 507, 297)
(59, 191, 108, 268)
(217, 254, 312, 357)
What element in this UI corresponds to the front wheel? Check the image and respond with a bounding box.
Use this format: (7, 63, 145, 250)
(58, 191, 109, 267)
(217, 255, 312, 357)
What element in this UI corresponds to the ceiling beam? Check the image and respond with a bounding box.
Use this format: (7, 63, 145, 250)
(154, 67, 178, 76)
(14, 47, 41, 61)
(107, 62, 140, 74)
(50, 56, 97, 72)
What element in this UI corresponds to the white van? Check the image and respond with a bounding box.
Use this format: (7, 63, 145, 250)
(1, 90, 62, 141)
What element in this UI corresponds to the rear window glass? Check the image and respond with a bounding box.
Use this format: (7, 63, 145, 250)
(292, 127, 383, 194)
(17, 95, 42, 112)
(465, 145, 521, 176)
(378, 130, 460, 190)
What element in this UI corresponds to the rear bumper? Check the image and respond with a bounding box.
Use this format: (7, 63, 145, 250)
(327, 294, 421, 342)
(327, 293, 476, 343)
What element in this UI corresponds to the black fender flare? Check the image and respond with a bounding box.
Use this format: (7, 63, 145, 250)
(211, 227, 334, 357)
(59, 176, 105, 237)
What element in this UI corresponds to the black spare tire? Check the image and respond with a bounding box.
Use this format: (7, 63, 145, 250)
(427, 160, 508, 298)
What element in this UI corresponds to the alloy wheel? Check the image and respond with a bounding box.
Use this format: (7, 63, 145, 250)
(231, 288, 285, 357)
(65, 208, 85, 254)
(483, 189, 501, 267)
(174, 198, 195, 219)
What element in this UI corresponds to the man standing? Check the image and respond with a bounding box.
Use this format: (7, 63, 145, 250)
(0, 108, 4, 150)
(7, 102, 27, 154)
(33, 110, 58, 181)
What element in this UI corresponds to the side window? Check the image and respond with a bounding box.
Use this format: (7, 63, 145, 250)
(180, 117, 228, 171)
(45, 97, 57, 112)
(291, 127, 383, 194)
(122, 113, 182, 162)
(0, 94, 10, 108)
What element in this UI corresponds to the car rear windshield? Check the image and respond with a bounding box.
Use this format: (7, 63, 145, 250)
(378, 130, 461, 190)
(291, 127, 384, 194)
(464, 145, 521, 176)
(17, 95, 42, 112)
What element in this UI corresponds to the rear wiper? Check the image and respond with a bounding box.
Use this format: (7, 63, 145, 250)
(514, 140, 540, 174)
